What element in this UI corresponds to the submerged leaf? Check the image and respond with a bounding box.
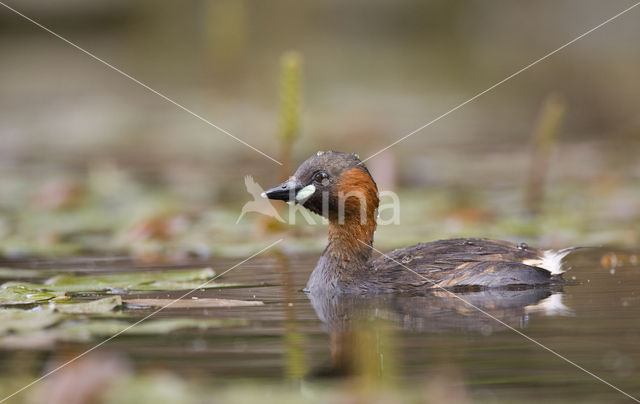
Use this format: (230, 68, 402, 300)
(124, 298, 263, 308)
(0, 308, 61, 335)
(0, 317, 247, 349)
(54, 296, 123, 314)
(60, 318, 247, 338)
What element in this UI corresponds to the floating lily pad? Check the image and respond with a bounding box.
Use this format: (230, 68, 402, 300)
(124, 298, 263, 308)
(45, 268, 218, 292)
(0, 268, 234, 294)
(0, 285, 65, 305)
(53, 296, 123, 314)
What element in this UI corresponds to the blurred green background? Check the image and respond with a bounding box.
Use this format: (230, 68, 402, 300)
(0, 0, 638, 260)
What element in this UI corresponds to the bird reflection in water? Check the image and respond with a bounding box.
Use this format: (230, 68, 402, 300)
(305, 288, 571, 379)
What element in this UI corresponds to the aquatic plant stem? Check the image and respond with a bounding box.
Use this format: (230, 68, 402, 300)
(278, 51, 303, 178)
(525, 94, 566, 215)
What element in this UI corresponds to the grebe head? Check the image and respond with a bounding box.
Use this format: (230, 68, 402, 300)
(263, 151, 378, 223)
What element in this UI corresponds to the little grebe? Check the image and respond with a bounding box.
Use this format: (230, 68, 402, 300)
(263, 151, 575, 294)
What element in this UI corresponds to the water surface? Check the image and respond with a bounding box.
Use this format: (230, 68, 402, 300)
(0, 248, 638, 403)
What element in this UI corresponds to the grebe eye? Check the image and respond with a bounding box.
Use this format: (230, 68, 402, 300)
(312, 171, 329, 185)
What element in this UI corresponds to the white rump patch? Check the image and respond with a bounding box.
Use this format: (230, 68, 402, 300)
(295, 184, 316, 202)
(523, 249, 574, 275)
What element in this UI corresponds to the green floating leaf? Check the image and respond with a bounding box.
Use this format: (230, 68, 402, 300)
(0, 285, 64, 305)
(0, 308, 61, 335)
(0, 268, 233, 294)
(53, 296, 123, 314)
